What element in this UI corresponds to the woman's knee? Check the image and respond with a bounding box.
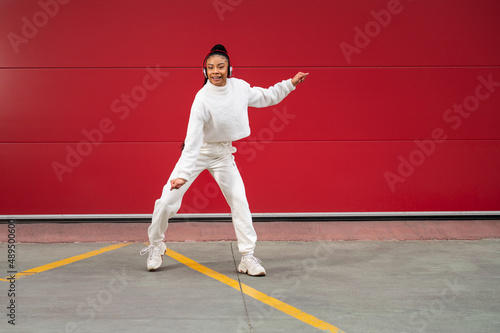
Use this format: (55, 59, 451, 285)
(155, 197, 182, 213)
(226, 192, 249, 210)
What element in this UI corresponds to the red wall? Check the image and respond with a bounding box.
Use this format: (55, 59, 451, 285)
(1, 0, 499, 215)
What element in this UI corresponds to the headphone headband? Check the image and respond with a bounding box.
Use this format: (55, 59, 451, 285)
(202, 50, 233, 78)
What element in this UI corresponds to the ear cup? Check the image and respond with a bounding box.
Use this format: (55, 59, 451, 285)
(203, 67, 207, 78)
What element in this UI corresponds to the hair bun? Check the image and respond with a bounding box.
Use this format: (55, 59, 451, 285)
(211, 44, 228, 54)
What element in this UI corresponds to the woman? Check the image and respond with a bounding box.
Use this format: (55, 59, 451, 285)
(141, 44, 308, 275)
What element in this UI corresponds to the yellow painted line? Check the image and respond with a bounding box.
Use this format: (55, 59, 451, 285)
(166, 248, 345, 333)
(0, 243, 131, 281)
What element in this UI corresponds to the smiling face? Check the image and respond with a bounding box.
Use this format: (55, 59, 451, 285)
(206, 54, 229, 87)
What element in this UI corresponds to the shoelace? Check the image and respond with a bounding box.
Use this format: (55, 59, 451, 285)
(244, 256, 262, 267)
(140, 244, 160, 260)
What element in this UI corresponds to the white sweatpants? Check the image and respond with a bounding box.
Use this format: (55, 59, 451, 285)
(147, 142, 257, 256)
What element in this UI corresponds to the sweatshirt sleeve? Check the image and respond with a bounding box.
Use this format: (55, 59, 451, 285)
(247, 78, 296, 108)
(176, 96, 206, 182)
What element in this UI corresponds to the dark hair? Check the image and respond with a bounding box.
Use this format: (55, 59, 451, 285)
(203, 44, 230, 85)
(208, 44, 229, 61)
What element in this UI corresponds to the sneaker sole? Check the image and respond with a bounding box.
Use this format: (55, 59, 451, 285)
(238, 268, 266, 276)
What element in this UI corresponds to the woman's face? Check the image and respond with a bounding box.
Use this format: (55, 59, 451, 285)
(206, 55, 229, 87)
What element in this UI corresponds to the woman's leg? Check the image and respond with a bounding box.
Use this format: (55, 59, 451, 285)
(209, 154, 257, 256)
(148, 158, 207, 246)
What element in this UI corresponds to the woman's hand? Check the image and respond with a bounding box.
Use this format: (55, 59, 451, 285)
(292, 72, 309, 86)
(170, 178, 187, 191)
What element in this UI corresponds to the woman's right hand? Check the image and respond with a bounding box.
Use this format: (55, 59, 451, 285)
(170, 178, 187, 191)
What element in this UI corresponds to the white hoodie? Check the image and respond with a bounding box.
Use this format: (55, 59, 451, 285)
(176, 77, 295, 181)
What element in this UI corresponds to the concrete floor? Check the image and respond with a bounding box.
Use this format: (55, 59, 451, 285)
(1, 239, 499, 333)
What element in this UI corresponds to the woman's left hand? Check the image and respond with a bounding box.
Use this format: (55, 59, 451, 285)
(292, 72, 309, 86)
(170, 178, 187, 191)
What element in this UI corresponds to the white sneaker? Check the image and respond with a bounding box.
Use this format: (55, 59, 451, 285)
(238, 255, 266, 276)
(140, 242, 167, 271)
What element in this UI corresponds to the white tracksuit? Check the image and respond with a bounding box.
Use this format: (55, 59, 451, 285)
(147, 77, 295, 255)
